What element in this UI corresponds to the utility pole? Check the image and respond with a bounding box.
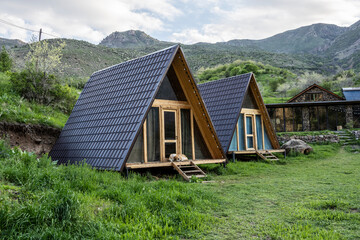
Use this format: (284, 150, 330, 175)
(39, 28, 42, 41)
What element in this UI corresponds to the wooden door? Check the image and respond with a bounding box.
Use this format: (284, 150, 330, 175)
(161, 109, 179, 161)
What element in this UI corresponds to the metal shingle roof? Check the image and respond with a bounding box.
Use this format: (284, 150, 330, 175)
(50, 45, 179, 171)
(343, 88, 360, 101)
(198, 73, 252, 153)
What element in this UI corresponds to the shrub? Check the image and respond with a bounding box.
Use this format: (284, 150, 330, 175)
(10, 69, 77, 113)
(0, 46, 12, 72)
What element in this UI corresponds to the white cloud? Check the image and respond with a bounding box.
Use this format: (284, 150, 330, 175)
(0, 0, 359, 45)
(171, 0, 360, 43)
(0, 0, 181, 43)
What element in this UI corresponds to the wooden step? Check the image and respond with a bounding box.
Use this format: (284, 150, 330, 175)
(172, 161, 207, 181)
(256, 151, 279, 161)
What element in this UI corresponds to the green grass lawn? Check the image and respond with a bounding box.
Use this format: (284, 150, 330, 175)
(199, 144, 360, 239)
(0, 141, 359, 239)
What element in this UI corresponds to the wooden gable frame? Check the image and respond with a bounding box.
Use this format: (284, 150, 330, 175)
(247, 74, 280, 149)
(171, 49, 225, 159)
(287, 84, 345, 103)
(226, 74, 280, 153)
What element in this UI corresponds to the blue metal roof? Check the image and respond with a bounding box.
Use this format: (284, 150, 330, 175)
(343, 88, 360, 101)
(198, 73, 252, 152)
(50, 45, 179, 171)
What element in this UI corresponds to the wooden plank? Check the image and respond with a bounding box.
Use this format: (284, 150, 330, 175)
(152, 99, 190, 108)
(191, 109, 195, 160)
(248, 75, 280, 149)
(236, 123, 240, 151)
(172, 162, 190, 181)
(126, 159, 226, 169)
(171, 52, 224, 159)
(261, 115, 265, 150)
(143, 120, 147, 163)
(159, 106, 164, 161)
(229, 149, 285, 154)
(252, 114, 257, 150)
(177, 108, 182, 155)
(241, 108, 261, 114)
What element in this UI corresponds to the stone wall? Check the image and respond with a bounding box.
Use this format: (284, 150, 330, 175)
(277, 134, 339, 144)
(351, 130, 360, 140)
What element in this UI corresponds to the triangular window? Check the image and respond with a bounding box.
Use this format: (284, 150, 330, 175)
(242, 88, 259, 109)
(155, 65, 187, 101)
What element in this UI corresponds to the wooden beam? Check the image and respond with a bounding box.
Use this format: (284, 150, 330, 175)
(143, 120, 147, 163)
(248, 75, 280, 149)
(152, 99, 190, 108)
(236, 123, 240, 151)
(191, 109, 195, 160)
(171, 51, 224, 159)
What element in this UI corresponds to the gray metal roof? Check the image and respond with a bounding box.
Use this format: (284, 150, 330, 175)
(50, 45, 179, 171)
(343, 87, 360, 101)
(198, 73, 252, 152)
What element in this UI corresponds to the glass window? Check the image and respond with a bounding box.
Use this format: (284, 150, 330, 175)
(155, 66, 187, 101)
(165, 143, 176, 159)
(256, 115, 263, 150)
(246, 116, 253, 134)
(242, 89, 259, 109)
(229, 130, 238, 151)
(164, 111, 176, 140)
(181, 109, 192, 159)
(238, 114, 245, 150)
(193, 117, 212, 159)
(247, 136, 254, 149)
(127, 126, 144, 163)
(147, 107, 160, 162)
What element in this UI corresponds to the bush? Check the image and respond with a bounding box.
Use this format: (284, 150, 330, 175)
(0, 46, 12, 72)
(10, 69, 77, 113)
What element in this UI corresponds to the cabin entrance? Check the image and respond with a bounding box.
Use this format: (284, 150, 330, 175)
(245, 114, 255, 150)
(162, 108, 179, 161)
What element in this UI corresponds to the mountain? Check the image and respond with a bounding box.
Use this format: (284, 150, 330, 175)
(4, 19, 360, 79)
(0, 37, 25, 49)
(219, 23, 348, 54)
(99, 30, 170, 48)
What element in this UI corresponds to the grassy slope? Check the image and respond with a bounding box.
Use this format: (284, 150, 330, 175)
(0, 72, 69, 128)
(0, 141, 359, 239)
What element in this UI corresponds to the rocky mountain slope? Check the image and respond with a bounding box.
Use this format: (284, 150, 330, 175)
(99, 30, 170, 48)
(3, 20, 360, 78)
(0, 37, 25, 49)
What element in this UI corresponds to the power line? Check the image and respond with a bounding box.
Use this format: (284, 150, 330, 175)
(0, 18, 60, 38)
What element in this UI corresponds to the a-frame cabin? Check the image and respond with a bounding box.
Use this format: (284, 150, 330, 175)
(49, 45, 225, 179)
(198, 73, 284, 161)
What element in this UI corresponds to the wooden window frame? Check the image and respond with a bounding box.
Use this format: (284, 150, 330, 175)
(141, 99, 194, 163)
(230, 108, 267, 152)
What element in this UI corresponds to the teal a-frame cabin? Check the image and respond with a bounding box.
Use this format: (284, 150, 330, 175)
(198, 73, 284, 160)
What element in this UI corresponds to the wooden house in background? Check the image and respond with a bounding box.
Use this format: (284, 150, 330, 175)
(198, 73, 283, 161)
(287, 83, 344, 103)
(50, 45, 226, 180)
(267, 84, 360, 131)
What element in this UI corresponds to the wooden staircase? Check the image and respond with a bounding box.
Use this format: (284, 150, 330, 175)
(256, 150, 279, 161)
(172, 161, 207, 181)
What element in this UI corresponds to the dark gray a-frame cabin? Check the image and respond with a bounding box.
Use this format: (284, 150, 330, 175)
(198, 73, 283, 161)
(50, 45, 225, 180)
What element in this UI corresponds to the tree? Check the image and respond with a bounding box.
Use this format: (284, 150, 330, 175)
(0, 46, 13, 72)
(10, 40, 76, 113)
(26, 40, 66, 75)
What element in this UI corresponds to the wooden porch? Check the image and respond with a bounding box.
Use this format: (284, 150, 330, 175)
(126, 158, 226, 169)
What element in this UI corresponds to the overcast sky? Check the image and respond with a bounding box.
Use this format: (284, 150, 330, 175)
(1, 0, 360, 44)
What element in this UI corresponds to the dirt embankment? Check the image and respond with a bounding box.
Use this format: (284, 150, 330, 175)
(0, 122, 61, 156)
